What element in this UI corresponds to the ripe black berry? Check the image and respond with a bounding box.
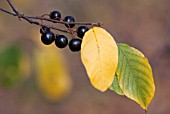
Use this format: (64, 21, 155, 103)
(55, 35, 68, 48)
(64, 16, 75, 28)
(41, 31, 55, 45)
(69, 38, 82, 52)
(50, 11, 61, 20)
(77, 26, 89, 38)
(40, 26, 50, 34)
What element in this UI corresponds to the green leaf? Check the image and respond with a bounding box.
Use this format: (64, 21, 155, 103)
(34, 46, 72, 102)
(116, 43, 155, 110)
(110, 74, 124, 95)
(0, 45, 22, 87)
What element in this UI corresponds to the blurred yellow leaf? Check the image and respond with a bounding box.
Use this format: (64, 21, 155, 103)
(34, 46, 72, 102)
(81, 27, 118, 92)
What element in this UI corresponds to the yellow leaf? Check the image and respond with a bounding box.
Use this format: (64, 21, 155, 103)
(34, 46, 72, 102)
(81, 27, 118, 92)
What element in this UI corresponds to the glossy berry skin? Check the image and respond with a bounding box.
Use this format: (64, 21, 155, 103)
(40, 26, 50, 34)
(69, 38, 82, 52)
(55, 35, 68, 48)
(77, 26, 89, 38)
(64, 16, 75, 28)
(41, 31, 55, 45)
(50, 11, 61, 20)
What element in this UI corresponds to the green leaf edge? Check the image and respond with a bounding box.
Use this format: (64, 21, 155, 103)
(110, 73, 124, 95)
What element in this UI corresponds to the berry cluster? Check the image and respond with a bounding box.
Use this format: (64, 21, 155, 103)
(40, 11, 89, 52)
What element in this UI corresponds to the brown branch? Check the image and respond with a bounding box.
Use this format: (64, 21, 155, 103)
(0, 7, 70, 33)
(0, 8, 16, 16)
(6, 0, 19, 14)
(0, 0, 102, 34)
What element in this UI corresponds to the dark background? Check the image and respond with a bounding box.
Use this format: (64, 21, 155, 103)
(0, 0, 170, 114)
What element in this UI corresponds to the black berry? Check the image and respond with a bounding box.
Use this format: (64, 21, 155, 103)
(40, 26, 50, 34)
(69, 38, 82, 52)
(55, 35, 68, 48)
(50, 11, 61, 20)
(64, 16, 75, 28)
(41, 31, 55, 45)
(77, 26, 89, 38)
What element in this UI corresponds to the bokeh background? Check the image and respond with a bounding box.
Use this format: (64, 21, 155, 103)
(0, 0, 170, 114)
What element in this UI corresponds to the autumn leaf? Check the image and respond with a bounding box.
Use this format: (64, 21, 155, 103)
(81, 27, 118, 92)
(115, 43, 155, 110)
(34, 46, 72, 102)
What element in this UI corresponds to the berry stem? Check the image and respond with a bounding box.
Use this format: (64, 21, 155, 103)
(0, 0, 103, 34)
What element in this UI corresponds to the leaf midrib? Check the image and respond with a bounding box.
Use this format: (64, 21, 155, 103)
(93, 28, 104, 80)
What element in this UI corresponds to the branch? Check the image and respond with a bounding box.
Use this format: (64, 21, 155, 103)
(0, 0, 102, 34)
(6, 0, 20, 15)
(0, 7, 70, 33)
(0, 7, 16, 16)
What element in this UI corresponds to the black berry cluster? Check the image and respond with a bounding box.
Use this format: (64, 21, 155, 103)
(40, 11, 89, 52)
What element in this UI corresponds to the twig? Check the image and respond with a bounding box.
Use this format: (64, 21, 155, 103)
(0, 8, 16, 16)
(0, 0, 102, 34)
(6, 0, 19, 14)
(0, 7, 70, 33)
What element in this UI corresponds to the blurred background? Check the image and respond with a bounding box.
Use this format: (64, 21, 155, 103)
(0, 0, 170, 114)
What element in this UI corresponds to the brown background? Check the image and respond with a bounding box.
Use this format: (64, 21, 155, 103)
(0, 0, 170, 114)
